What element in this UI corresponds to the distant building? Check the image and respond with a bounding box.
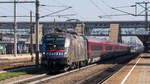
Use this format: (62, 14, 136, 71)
(0, 21, 148, 53)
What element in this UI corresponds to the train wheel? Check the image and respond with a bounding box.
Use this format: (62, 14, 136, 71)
(71, 63, 76, 69)
(64, 66, 70, 72)
(85, 60, 88, 65)
(84, 61, 88, 66)
(80, 61, 86, 67)
(76, 62, 80, 69)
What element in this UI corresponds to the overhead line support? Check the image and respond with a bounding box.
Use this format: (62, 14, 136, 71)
(0, 1, 35, 3)
(0, 1, 35, 56)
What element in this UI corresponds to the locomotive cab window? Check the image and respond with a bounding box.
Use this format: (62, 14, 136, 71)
(45, 37, 65, 50)
(45, 38, 55, 45)
(55, 37, 65, 49)
(91, 45, 103, 51)
(56, 38, 65, 46)
(45, 37, 55, 50)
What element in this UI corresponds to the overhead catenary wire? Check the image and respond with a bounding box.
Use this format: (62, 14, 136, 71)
(98, 0, 137, 20)
(40, 6, 72, 18)
(17, 3, 35, 21)
(18, 3, 34, 12)
(98, 14, 130, 18)
(40, 4, 69, 8)
(99, 0, 112, 9)
(89, 0, 107, 15)
(59, 0, 83, 20)
(100, 0, 135, 9)
(39, 0, 75, 20)
(0, 3, 16, 19)
(97, 0, 140, 20)
(0, 1, 35, 22)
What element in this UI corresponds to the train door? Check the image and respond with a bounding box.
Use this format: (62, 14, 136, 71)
(73, 36, 79, 62)
(69, 38, 75, 61)
(82, 38, 88, 61)
(105, 44, 113, 59)
(84, 39, 88, 61)
(78, 37, 85, 61)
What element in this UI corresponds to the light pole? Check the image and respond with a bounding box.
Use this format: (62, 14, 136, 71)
(35, 0, 40, 66)
(14, 0, 17, 56)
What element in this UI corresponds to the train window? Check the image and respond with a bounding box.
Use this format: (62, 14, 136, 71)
(91, 45, 103, 51)
(114, 46, 119, 50)
(106, 46, 112, 50)
(45, 37, 55, 45)
(56, 38, 65, 45)
(120, 46, 124, 50)
(55, 37, 65, 49)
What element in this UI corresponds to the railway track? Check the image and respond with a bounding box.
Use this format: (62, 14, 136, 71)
(79, 54, 139, 84)
(10, 64, 97, 84)
(79, 64, 123, 84)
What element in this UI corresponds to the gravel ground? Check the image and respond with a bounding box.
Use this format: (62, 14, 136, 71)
(41, 64, 115, 84)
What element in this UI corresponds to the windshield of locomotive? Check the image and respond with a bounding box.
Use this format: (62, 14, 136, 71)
(45, 37, 65, 50)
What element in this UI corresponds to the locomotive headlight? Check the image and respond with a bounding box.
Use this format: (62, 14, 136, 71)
(42, 52, 45, 57)
(64, 51, 67, 57)
(43, 52, 45, 55)
(42, 52, 46, 57)
(64, 47, 68, 56)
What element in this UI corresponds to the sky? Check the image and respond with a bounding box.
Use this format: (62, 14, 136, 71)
(0, 0, 150, 22)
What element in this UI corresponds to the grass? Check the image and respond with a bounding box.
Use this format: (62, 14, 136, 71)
(0, 67, 45, 81)
(0, 71, 26, 81)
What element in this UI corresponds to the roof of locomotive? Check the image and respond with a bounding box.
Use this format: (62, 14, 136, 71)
(45, 32, 72, 37)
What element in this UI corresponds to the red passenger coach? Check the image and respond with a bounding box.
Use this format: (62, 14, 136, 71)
(86, 37, 130, 61)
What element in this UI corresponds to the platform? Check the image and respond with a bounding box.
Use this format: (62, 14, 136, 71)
(103, 53, 150, 84)
(0, 54, 41, 63)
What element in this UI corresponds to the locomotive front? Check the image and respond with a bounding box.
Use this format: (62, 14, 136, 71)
(41, 33, 70, 71)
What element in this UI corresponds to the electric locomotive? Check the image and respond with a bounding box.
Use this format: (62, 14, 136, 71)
(41, 32, 88, 72)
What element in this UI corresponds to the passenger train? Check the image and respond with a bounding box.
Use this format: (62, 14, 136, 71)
(41, 30, 130, 72)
